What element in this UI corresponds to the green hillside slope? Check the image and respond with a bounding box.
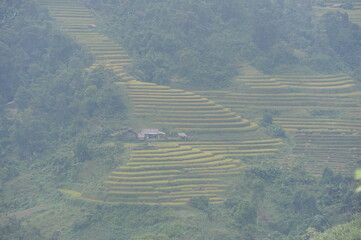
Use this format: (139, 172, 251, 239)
(37, 0, 283, 206)
(1, 0, 361, 239)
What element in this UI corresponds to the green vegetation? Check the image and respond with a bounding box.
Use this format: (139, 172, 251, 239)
(0, 0, 128, 218)
(0, 217, 45, 240)
(1, 0, 361, 240)
(311, 218, 361, 240)
(0, 0, 82, 103)
(92, 0, 361, 86)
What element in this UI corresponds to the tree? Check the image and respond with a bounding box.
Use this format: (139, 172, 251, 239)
(320, 12, 361, 68)
(14, 86, 32, 109)
(266, 124, 286, 138)
(311, 218, 361, 240)
(260, 113, 273, 126)
(10, 116, 50, 156)
(0, 217, 45, 240)
(188, 196, 209, 211)
(320, 167, 336, 185)
(74, 139, 91, 162)
(293, 190, 318, 215)
(234, 201, 257, 226)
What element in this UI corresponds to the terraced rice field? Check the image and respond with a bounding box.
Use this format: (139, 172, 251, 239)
(199, 91, 361, 111)
(40, 0, 360, 205)
(102, 138, 284, 205)
(200, 73, 361, 175)
(234, 74, 359, 93)
(103, 143, 242, 205)
(39, 0, 276, 205)
(102, 139, 283, 205)
(38, 0, 136, 81)
(177, 139, 283, 158)
(273, 118, 361, 132)
(314, 1, 361, 26)
(105, 139, 282, 205)
(198, 74, 361, 122)
(119, 80, 258, 133)
(293, 132, 361, 175)
(101, 139, 283, 205)
(347, 2, 361, 26)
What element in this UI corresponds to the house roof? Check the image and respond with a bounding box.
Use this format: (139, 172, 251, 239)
(139, 129, 160, 134)
(177, 132, 188, 138)
(137, 129, 166, 139)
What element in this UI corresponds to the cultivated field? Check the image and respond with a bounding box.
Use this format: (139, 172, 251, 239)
(40, 0, 361, 205)
(38, 0, 136, 81)
(292, 132, 361, 175)
(39, 0, 285, 205)
(119, 80, 258, 133)
(314, 1, 361, 27)
(200, 74, 361, 176)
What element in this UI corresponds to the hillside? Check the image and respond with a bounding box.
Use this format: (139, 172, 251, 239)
(1, 0, 361, 239)
(90, 0, 361, 83)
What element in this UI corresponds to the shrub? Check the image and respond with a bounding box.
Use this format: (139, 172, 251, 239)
(260, 113, 273, 126)
(234, 201, 257, 225)
(293, 190, 318, 215)
(266, 124, 286, 138)
(188, 196, 209, 211)
(74, 139, 91, 162)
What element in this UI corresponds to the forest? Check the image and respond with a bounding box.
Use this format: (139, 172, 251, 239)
(1, 0, 361, 239)
(91, 0, 361, 86)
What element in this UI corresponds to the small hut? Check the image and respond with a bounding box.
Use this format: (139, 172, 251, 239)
(177, 132, 189, 140)
(331, 4, 342, 8)
(137, 129, 166, 141)
(109, 127, 138, 140)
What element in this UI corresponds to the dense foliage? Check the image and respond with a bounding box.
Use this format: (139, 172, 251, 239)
(311, 218, 361, 240)
(0, 0, 81, 103)
(88, 0, 361, 86)
(0, 217, 45, 240)
(217, 165, 361, 240)
(0, 0, 127, 193)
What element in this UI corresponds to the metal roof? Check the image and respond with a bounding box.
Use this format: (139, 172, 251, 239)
(139, 129, 160, 134)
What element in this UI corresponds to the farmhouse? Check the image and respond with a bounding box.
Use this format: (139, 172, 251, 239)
(137, 129, 166, 141)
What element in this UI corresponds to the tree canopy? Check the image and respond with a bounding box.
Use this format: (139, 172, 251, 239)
(88, 0, 361, 86)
